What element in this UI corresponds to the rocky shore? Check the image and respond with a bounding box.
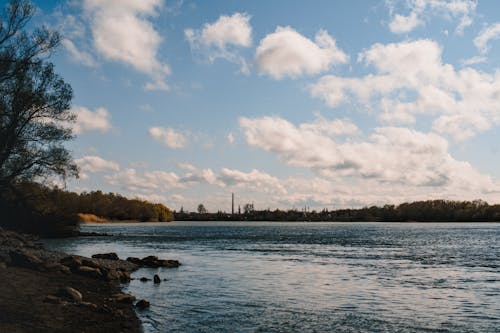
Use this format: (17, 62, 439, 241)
(0, 227, 180, 333)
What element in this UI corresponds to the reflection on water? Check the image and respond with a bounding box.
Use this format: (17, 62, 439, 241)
(44, 222, 500, 332)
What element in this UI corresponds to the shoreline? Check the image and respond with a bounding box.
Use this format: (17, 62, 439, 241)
(0, 228, 143, 333)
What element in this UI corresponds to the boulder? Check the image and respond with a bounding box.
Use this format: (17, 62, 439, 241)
(139, 277, 150, 282)
(76, 265, 103, 279)
(9, 250, 44, 270)
(104, 268, 121, 281)
(44, 262, 71, 274)
(81, 258, 101, 268)
(79, 301, 98, 311)
(135, 299, 150, 309)
(57, 287, 83, 303)
(60, 256, 82, 269)
(153, 274, 161, 284)
(110, 293, 136, 303)
(92, 253, 119, 260)
(126, 257, 142, 265)
(127, 255, 181, 268)
(119, 270, 131, 283)
(157, 259, 181, 268)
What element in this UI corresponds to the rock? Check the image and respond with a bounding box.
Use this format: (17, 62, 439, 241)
(79, 301, 98, 311)
(135, 299, 150, 309)
(104, 268, 121, 281)
(81, 258, 101, 268)
(44, 295, 62, 304)
(126, 257, 142, 265)
(92, 252, 119, 260)
(9, 250, 44, 270)
(157, 259, 181, 268)
(60, 256, 82, 269)
(76, 265, 103, 279)
(44, 262, 71, 274)
(127, 255, 181, 268)
(119, 270, 131, 283)
(57, 287, 83, 303)
(139, 277, 150, 282)
(110, 293, 136, 303)
(153, 274, 161, 284)
(0, 262, 6, 270)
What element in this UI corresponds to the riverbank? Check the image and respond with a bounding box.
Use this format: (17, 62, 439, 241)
(0, 227, 162, 333)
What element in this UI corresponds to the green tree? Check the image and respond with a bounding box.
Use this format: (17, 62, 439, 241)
(197, 204, 207, 214)
(0, 0, 77, 192)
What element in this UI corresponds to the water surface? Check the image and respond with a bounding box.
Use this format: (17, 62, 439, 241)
(44, 222, 499, 332)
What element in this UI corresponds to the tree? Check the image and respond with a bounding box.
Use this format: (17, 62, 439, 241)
(197, 204, 207, 214)
(0, 0, 76, 192)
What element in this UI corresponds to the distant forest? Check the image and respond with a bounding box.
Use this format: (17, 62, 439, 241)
(0, 182, 173, 235)
(175, 199, 500, 222)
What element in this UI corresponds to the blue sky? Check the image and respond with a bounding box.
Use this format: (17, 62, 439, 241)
(30, 0, 500, 212)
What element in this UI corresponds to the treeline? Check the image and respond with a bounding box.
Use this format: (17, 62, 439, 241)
(174, 199, 500, 222)
(0, 182, 173, 236)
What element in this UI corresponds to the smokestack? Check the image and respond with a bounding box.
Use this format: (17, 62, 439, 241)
(232, 192, 234, 215)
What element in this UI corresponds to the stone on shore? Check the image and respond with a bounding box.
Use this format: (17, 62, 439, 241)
(77, 265, 103, 279)
(135, 299, 150, 309)
(57, 286, 83, 303)
(60, 255, 82, 269)
(110, 293, 136, 303)
(92, 253, 119, 260)
(126, 256, 181, 268)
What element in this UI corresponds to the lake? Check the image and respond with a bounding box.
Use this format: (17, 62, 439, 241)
(44, 222, 499, 332)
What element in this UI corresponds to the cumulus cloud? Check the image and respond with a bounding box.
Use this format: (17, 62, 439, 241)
(389, 12, 423, 33)
(149, 127, 188, 149)
(239, 116, 496, 193)
(72, 106, 112, 135)
(474, 23, 500, 54)
(75, 156, 120, 173)
(311, 39, 500, 141)
(185, 12, 252, 73)
(255, 27, 348, 79)
(227, 132, 235, 144)
(387, 0, 477, 34)
(83, 0, 170, 90)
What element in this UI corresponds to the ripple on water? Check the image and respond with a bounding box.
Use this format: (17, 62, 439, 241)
(43, 222, 500, 333)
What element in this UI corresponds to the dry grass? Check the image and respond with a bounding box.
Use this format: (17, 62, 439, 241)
(77, 213, 108, 224)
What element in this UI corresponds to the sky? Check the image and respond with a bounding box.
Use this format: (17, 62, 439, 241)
(27, 0, 500, 212)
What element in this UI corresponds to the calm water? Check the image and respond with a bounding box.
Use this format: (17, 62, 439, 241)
(44, 222, 499, 332)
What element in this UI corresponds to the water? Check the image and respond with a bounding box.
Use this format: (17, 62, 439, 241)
(44, 222, 500, 332)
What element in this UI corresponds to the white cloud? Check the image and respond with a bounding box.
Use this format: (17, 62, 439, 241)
(311, 39, 500, 141)
(185, 12, 252, 73)
(227, 132, 235, 144)
(389, 12, 423, 33)
(72, 106, 112, 135)
(62, 38, 97, 67)
(218, 168, 286, 194)
(75, 155, 120, 173)
(461, 55, 487, 66)
(239, 116, 496, 192)
(387, 0, 477, 35)
(255, 27, 348, 79)
(83, 0, 170, 90)
(474, 23, 500, 54)
(149, 127, 188, 149)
